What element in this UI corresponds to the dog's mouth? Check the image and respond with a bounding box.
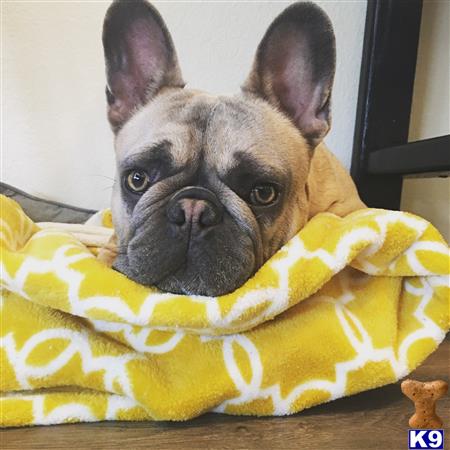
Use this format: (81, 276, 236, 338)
(113, 243, 256, 297)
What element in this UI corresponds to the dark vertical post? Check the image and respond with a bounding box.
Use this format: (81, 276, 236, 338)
(351, 0, 423, 209)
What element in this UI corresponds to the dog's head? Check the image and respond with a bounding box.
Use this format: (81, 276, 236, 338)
(103, 0, 335, 296)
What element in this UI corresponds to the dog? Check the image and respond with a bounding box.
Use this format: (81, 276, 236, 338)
(100, 0, 365, 296)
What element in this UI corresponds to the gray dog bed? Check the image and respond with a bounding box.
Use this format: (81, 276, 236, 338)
(1, 182, 96, 224)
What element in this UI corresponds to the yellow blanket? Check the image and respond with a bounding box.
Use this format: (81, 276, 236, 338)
(1, 195, 449, 427)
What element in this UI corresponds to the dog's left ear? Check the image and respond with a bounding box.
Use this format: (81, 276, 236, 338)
(102, 0, 184, 132)
(242, 2, 335, 148)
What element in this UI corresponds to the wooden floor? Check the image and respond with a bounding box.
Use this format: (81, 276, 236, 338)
(2, 338, 449, 450)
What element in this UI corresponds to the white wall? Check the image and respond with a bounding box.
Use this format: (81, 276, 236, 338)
(401, 0, 450, 242)
(2, 1, 367, 210)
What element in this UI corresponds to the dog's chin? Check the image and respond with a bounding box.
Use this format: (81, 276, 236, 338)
(154, 272, 248, 297)
(113, 256, 255, 297)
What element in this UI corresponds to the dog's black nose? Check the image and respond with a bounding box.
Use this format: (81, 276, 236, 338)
(167, 186, 223, 231)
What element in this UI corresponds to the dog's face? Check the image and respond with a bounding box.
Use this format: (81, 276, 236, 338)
(103, 0, 335, 296)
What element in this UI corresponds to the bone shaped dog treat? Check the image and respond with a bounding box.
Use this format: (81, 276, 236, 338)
(401, 379, 448, 429)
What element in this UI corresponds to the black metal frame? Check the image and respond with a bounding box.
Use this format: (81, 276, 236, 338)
(350, 0, 450, 210)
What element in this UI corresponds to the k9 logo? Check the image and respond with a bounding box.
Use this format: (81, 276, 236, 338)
(409, 430, 444, 449)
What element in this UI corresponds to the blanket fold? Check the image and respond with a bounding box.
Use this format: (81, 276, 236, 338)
(1, 195, 448, 427)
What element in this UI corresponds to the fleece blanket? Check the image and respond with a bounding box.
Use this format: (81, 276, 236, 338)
(1, 194, 449, 427)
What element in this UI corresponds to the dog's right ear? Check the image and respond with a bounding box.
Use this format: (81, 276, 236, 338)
(242, 2, 336, 149)
(103, 0, 184, 132)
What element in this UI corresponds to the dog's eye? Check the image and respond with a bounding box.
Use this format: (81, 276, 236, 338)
(125, 170, 150, 194)
(249, 184, 278, 206)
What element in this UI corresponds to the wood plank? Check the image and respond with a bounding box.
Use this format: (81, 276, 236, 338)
(2, 338, 449, 450)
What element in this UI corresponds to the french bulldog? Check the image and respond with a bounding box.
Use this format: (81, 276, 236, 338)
(101, 0, 365, 296)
